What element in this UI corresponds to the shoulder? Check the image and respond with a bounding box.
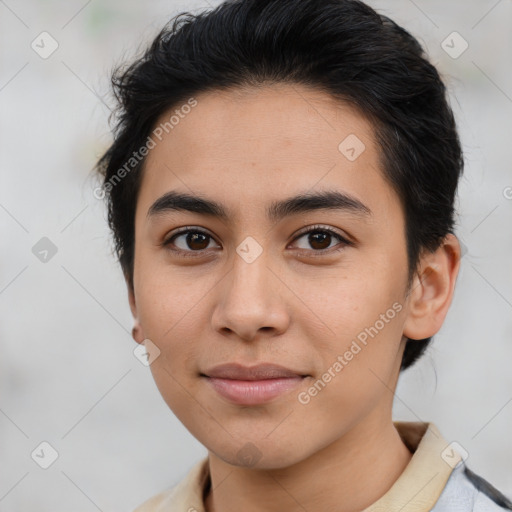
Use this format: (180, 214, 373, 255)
(131, 457, 209, 512)
(432, 462, 512, 512)
(132, 488, 175, 512)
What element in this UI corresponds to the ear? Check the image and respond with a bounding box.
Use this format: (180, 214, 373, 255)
(402, 234, 461, 341)
(126, 275, 145, 345)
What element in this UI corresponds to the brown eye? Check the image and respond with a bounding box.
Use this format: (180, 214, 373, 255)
(291, 225, 352, 254)
(307, 231, 332, 250)
(163, 228, 220, 257)
(182, 232, 210, 250)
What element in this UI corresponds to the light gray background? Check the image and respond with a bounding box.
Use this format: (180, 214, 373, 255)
(1, 0, 511, 510)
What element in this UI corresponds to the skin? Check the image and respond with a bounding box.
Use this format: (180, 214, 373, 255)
(128, 83, 461, 512)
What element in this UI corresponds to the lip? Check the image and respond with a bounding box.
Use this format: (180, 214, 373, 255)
(203, 362, 306, 380)
(201, 363, 309, 405)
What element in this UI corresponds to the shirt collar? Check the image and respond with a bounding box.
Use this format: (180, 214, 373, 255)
(136, 421, 460, 512)
(363, 422, 460, 511)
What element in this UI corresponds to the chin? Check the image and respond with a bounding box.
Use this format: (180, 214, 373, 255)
(208, 437, 310, 470)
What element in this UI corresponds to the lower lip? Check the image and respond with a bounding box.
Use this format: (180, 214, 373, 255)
(205, 376, 305, 405)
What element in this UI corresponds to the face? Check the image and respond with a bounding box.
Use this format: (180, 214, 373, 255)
(130, 83, 413, 469)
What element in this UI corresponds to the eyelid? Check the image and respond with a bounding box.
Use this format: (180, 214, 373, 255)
(291, 224, 352, 244)
(163, 225, 215, 242)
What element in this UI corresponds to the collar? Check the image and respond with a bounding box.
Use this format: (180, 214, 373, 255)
(135, 421, 460, 512)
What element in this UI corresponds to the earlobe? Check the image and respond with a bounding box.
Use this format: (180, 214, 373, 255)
(402, 234, 461, 341)
(132, 323, 145, 344)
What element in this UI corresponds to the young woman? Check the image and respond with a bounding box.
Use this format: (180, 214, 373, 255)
(95, 0, 512, 510)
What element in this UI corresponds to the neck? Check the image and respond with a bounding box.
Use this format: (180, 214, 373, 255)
(204, 413, 413, 512)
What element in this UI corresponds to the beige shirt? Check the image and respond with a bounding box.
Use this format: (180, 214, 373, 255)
(133, 421, 463, 512)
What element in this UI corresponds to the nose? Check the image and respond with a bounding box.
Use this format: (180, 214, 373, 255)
(211, 248, 290, 342)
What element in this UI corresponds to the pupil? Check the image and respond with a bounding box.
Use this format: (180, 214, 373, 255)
(188, 232, 208, 250)
(310, 231, 330, 250)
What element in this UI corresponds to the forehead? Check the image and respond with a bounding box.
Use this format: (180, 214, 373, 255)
(138, 83, 398, 223)
(146, 83, 376, 167)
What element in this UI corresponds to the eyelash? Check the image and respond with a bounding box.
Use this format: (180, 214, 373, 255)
(162, 224, 353, 259)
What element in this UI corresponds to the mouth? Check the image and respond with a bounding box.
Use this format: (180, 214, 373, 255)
(200, 362, 309, 405)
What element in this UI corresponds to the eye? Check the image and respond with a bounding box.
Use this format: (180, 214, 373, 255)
(289, 225, 352, 255)
(162, 227, 220, 258)
(162, 224, 353, 259)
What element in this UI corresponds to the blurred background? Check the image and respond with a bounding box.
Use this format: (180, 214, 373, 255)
(0, 0, 511, 510)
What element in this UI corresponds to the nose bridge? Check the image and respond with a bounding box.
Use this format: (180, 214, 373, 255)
(231, 246, 270, 302)
(212, 242, 289, 339)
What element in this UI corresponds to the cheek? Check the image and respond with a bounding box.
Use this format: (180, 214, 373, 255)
(139, 293, 203, 415)
(298, 307, 406, 431)
(135, 253, 213, 338)
(301, 265, 405, 385)
(303, 263, 401, 339)
(134, 272, 203, 399)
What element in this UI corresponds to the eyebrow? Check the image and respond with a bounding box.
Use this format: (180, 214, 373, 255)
(147, 189, 372, 223)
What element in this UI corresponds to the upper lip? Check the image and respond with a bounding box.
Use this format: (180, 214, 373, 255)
(202, 363, 307, 380)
